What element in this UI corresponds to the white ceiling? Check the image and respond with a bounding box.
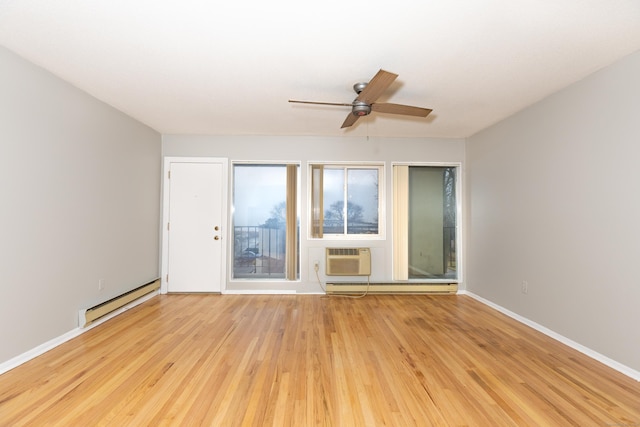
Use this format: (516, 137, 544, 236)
(1, 1, 639, 138)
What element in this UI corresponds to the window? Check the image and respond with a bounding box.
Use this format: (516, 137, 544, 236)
(310, 164, 383, 238)
(393, 165, 458, 280)
(232, 164, 299, 280)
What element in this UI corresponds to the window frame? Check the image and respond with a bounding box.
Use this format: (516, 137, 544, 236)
(230, 161, 300, 281)
(308, 161, 385, 240)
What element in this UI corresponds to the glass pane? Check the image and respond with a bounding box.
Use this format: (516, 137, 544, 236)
(443, 168, 457, 278)
(322, 168, 345, 234)
(347, 169, 379, 234)
(408, 166, 457, 279)
(233, 165, 288, 279)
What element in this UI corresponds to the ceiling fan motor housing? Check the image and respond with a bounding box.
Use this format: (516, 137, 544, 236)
(352, 100, 371, 116)
(353, 82, 368, 94)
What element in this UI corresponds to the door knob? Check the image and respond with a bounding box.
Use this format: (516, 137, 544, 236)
(214, 236, 220, 240)
(214, 226, 220, 231)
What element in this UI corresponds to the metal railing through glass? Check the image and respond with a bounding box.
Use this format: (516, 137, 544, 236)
(233, 225, 286, 278)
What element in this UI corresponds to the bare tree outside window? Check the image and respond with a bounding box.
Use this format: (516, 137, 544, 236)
(320, 166, 380, 235)
(233, 165, 298, 278)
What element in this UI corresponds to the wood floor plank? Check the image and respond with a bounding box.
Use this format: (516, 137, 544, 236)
(1, 294, 639, 426)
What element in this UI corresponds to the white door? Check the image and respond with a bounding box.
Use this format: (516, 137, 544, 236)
(164, 159, 227, 292)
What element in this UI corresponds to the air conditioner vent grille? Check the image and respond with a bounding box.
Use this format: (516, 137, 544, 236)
(325, 247, 371, 276)
(327, 248, 360, 257)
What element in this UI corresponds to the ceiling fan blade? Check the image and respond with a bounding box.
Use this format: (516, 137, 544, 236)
(371, 102, 432, 117)
(341, 113, 360, 128)
(289, 100, 353, 107)
(355, 69, 398, 104)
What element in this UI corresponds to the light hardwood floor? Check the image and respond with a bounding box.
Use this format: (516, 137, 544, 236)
(0, 294, 638, 426)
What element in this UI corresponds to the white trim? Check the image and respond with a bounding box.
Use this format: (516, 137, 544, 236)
(0, 329, 83, 376)
(460, 290, 640, 382)
(0, 291, 158, 376)
(222, 289, 296, 295)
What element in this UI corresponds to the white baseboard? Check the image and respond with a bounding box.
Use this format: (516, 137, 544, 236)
(460, 290, 640, 381)
(222, 289, 296, 295)
(0, 291, 159, 376)
(0, 328, 84, 376)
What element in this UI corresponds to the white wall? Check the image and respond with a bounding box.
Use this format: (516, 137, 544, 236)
(0, 47, 161, 364)
(162, 135, 465, 293)
(466, 50, 640, 372)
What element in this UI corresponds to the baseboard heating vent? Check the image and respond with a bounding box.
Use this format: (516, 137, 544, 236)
(326, 282, 458, 295)
(78, 279, 160, 327)
(326, 247, 371, 276)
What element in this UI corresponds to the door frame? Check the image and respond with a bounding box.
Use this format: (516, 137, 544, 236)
(160, 157, 229, 294)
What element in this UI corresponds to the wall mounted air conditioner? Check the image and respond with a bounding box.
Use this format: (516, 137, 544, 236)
(325, 247, 371, 276)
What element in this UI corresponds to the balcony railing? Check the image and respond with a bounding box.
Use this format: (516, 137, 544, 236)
(322, 220, 378, 235)
(233, 225, 286, 278)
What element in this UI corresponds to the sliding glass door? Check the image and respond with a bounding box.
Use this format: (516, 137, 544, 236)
(232, 164, 299, 280)
(394, 165, 458, 280)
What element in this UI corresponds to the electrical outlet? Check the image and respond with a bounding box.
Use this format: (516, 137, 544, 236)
(521, 280, 528, 294)
(98, 279, 105, 291)
(313, 260, 320, 272)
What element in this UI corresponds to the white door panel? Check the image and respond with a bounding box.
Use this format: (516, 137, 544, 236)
(164, 159, 227, 292)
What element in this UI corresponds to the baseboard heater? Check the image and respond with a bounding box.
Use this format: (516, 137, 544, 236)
(78, 279, 160, 327)
(325, 282, 458, 295)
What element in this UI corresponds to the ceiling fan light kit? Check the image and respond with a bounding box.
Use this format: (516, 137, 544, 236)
(289, 69, 432, 128)
(352, 101, 371, 116)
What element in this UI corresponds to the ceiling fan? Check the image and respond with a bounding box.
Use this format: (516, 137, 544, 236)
(289, 69, 432, 128)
